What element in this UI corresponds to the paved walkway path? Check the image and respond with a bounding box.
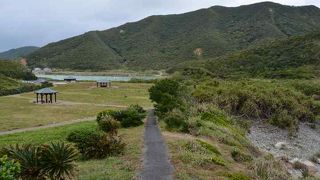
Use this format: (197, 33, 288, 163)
(0, 117, 96, 136)
(139, 110, 174, 180)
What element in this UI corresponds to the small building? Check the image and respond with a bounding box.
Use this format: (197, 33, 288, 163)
(97, 80, 111, 88)
(64, 76, 77, 82)
(35, 88, 58, 104)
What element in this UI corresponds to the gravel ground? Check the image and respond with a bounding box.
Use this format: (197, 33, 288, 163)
(139, 110, 174, 180)
(248, 121, 320, 172)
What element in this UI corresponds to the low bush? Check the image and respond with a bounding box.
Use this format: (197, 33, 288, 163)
(196, 139, 221, 155)
(250, 156, 290, 180)
(97, 105, 146, 128)
(0, 155, 20, 180)
(67, 131, 125, 159)
(97, 115, 120, 134)
(193, 79, 319, 133)
(163, 109, 188, 132)
(231, 148, 253, 162)
(211, 155, 226, 166)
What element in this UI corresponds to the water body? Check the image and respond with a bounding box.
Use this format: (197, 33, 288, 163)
(36, 74, 156, 81)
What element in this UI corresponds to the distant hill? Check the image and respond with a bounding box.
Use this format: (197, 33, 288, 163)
(171, 32, 320, 79)
(0, 46, 39, 60)
(26, 2, 320, 71)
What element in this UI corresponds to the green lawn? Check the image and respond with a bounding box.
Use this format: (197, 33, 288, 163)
(0, 82, 153, 131)
(21, 82, 153, 107)
(0, 121, 144, 179)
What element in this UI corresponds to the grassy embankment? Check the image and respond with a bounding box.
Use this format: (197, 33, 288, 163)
(151, 77, 320, 179)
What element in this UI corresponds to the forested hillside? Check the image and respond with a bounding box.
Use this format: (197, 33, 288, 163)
(171, 32, 320, 79)
(0, 61, 39, 96)
(26, 2, 320, 70)
(0, 46, 39, 60)
(0, 61, 36, 80)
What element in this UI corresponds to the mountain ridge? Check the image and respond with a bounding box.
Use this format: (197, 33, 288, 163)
(0, 46, 39, 60)
(26, 2, 320, 70)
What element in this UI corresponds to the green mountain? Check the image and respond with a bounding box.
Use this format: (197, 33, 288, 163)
(0, 46, 39, 60)
(26, 2, 320, 71)
(171, 31, 320, 79)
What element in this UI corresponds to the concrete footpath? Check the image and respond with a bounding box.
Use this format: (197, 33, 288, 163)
(139, 110, 174, 180)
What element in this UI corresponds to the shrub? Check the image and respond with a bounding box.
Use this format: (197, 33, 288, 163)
(116, 105, 146, 127)
(193, 79, 318, 133)
(250, 157, 290, 180)
(196, 139, 221, 155)
(149, 79, 185, 116)
(1, 144, 45, 179)
(227, 172, 251, 180)
(163, 109, 188, 132)
(231, 148, 253, 162)
(97, 115, 120, 134)
(40, 142, 78, 179)
(211, 155, 226, 166)
(97, 105, 146, 128)
(0, 155, 20, 180)
(67, 131, 125, 159)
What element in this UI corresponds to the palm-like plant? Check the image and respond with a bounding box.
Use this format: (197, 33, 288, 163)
(0, 144, 45, 180)
(40, 142, 78, 180)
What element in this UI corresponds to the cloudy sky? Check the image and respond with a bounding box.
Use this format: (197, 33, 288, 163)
(0, 0, 319, 52)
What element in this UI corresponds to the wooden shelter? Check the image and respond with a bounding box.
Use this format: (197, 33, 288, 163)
(35, 88, 58, 104)
(96, 80, 111, 88)
(64, 76, 77, 82)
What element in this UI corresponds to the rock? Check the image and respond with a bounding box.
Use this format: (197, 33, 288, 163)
(312, 94, 320, 101)
(275, 142, 288, 150)
(302, 160, 318, 176)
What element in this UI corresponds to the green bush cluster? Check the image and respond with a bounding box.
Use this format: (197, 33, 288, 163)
(97, 105, 146, 128)
(0, 155, 20, 180)
(0, 143, 78, 179)
(193, 79, 319, 133)
(149, 79, 190, 131)
(231, 148, 253, 162)
(67, 130, 125, 159)
(182, 140, 226, 167)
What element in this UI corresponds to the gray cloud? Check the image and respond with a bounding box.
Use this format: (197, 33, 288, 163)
(0, 0, 319, 51)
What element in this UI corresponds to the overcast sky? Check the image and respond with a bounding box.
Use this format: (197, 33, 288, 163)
(0, 0, 319, 52)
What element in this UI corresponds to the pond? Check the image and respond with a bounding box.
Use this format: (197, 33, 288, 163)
(36, 74, 156, 81)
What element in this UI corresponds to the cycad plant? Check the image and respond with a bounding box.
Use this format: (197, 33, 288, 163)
(0, 142, 79, 180)
(0, 144, 45, 179)
(41, 142, 78, 180)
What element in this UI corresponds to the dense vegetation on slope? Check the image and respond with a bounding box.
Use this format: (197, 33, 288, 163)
(27, 2, 320, 70)
(0, 61, 36, 80)
(172, 32, 320, 79)
(0, 46, 39, 60)
(0, 61, 44, 96)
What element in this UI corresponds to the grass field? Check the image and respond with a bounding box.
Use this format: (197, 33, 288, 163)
(0, 82, 153, 131)
(0, 121, 144, 179)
